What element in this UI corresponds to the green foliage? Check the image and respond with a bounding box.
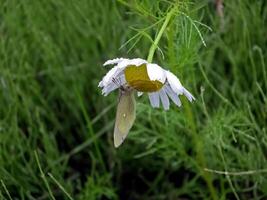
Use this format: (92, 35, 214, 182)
(0, 0, 266, 199)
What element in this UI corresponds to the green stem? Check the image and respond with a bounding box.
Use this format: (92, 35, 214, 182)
(34, 151, 56, 200)
(147, 7, 176, 63)
(183, 100, 218, 200)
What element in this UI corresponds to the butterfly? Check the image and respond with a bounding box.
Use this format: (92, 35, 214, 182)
(113, 86, 136, 147)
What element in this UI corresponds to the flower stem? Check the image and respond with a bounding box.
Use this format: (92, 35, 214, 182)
(147, 7, 176, 63)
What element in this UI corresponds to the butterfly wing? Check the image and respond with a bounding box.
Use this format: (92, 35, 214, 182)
(114, 90, 136, 148)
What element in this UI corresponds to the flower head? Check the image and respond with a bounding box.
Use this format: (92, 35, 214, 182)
(99, 58, 195, 110)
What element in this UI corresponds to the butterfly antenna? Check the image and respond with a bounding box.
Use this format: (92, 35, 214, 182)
(112, 77, 120, 87)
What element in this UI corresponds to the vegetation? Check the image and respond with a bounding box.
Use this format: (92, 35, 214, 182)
(0, 0, 266, 199)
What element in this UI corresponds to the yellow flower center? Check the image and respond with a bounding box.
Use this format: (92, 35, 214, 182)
(124, 64, 163, 92)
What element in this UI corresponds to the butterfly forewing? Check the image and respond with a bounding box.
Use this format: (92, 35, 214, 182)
(114, 90, 136, 147)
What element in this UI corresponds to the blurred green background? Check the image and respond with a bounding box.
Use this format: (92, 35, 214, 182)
(0, 0, 267, 199)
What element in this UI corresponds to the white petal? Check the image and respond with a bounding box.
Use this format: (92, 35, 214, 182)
(148, 92, 160, 108)
(159, 89, 170, 110)
(183, 88, 195, 102)
(103, 58, 126, 66)
(117, 58, 147, 69)
(165, 70, 184, 94)
(99, 66, 126, 88)
(164, 85, 182, 107)
(98, 80, 104, 87)
(101, 75, 126, 96)
(104, 58, 147, 68)
(102, 82, 119, 96)
(146, 63, 166, 84)
(137, 92, 143, 97)
(100, 66, 119, 87)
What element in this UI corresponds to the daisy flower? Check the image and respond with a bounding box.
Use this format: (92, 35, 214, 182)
(99, 58, 195, 110)
(99, 58, 195, 147)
